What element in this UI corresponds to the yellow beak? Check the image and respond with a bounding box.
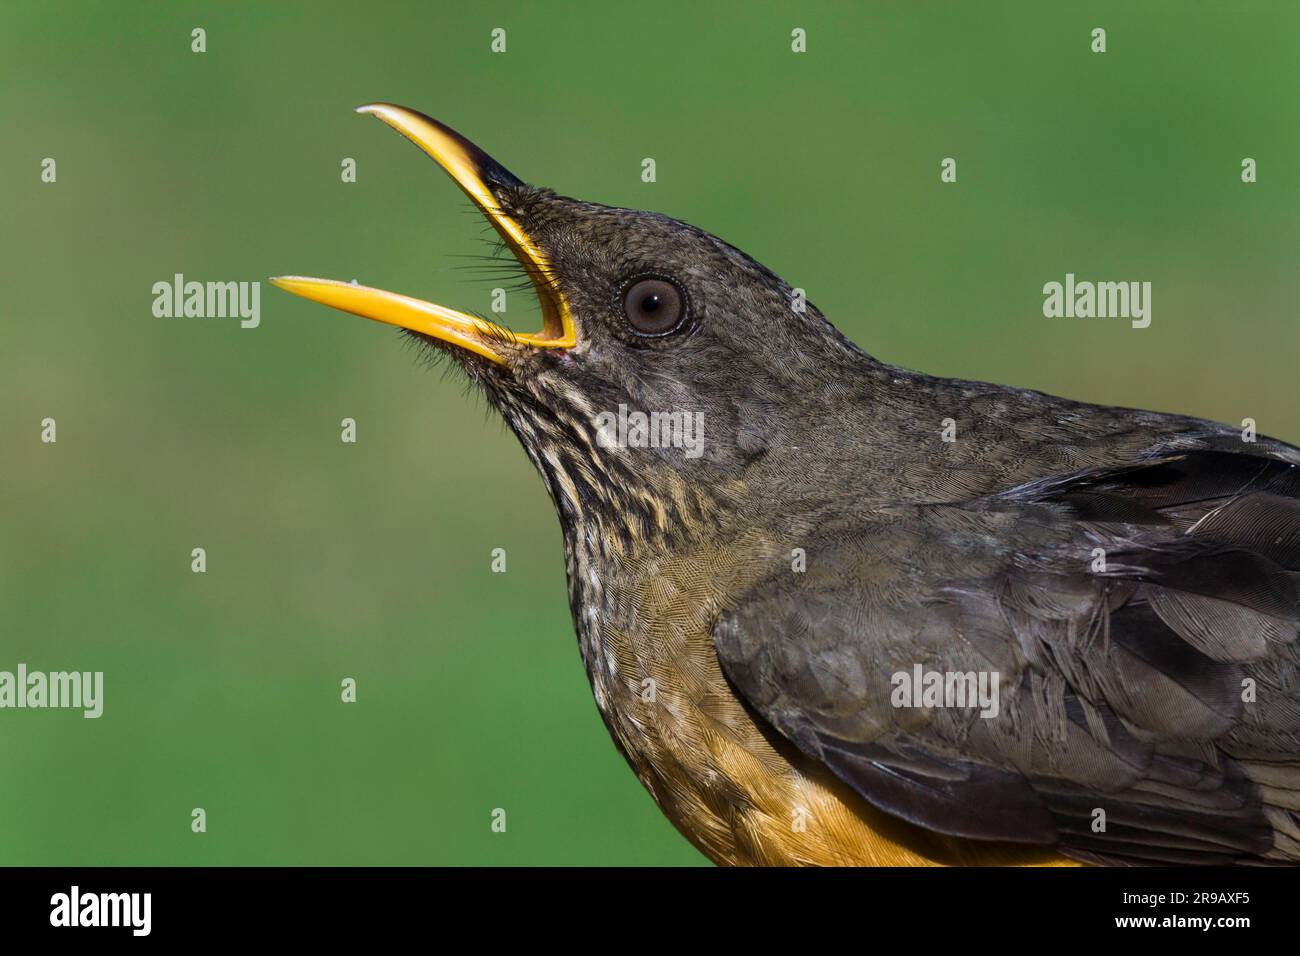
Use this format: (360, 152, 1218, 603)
(271, 104, 576, 365)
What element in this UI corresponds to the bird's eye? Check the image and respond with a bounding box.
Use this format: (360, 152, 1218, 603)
(622, 277, 687, 336)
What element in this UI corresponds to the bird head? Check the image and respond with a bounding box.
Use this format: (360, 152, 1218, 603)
(274, 105, 863, 540)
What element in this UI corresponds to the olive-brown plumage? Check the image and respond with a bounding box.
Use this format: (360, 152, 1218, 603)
(278, 106, 1300, 866)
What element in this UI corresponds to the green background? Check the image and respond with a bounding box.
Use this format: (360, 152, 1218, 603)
(2, 1, 1297, 865)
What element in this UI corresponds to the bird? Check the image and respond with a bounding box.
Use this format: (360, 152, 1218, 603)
(273, 104, 1300, 866)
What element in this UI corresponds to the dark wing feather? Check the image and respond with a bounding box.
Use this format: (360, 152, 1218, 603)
(715, 449, 1300, 864)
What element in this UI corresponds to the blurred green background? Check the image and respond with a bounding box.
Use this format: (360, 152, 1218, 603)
(2, 1, 1297, 865)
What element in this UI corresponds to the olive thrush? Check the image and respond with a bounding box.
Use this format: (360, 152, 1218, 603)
(274, 105, 1300, 866)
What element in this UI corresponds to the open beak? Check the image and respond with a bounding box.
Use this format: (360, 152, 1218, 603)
(271, 104, 575, 365)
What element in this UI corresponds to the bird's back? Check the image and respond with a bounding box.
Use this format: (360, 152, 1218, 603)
(573, 369, 1300, 865)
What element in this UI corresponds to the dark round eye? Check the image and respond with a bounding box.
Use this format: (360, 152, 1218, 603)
(622, 277, 686, 336)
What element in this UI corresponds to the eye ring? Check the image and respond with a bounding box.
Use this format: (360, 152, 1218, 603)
(618, 274, 690, 338)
